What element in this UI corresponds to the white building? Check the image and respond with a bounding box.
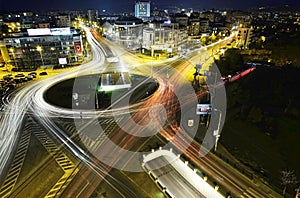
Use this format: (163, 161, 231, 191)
(143, 22, 187, 56)
(114, 17, 143, 49)
(2, 27, 83, 70)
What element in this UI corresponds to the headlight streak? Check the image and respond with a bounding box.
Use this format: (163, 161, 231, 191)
(0, 25, 231, 196)
(0, 27, 136, 197)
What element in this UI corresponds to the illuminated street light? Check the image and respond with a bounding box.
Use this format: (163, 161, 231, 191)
(36, 45, 44, 67)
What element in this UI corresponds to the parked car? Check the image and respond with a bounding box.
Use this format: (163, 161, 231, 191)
(15, 73, 25, 78)
(39, 72, 48, 76)
(26, 75, 33, 80)
(29, 72, 37, 76)
(3, 75, 13, 81)
(20, 77, 28, 82)
(14, 78, 22, 84)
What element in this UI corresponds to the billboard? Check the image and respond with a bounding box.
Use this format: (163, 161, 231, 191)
(27, 28, 71, 36)
(27, 28, 51, 36)
(74, 41, 82, 55)
(196, 104, 212, 115)
(51, 28, 71, 35)
(58, 58, 67, 65)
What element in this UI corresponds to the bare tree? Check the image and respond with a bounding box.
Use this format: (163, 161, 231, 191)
(281, 170, 298, 197)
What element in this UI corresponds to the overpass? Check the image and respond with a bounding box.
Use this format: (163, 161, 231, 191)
(142, 148, 224, 198)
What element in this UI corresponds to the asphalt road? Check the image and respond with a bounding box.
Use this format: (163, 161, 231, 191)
(0, 27, 283, 198)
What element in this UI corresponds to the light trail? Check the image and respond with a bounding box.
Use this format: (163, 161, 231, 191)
(0, 26, 277, 198)
(0, 26, 139, 197)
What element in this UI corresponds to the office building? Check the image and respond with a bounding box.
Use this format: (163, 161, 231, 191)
(2, 27, 83, 70)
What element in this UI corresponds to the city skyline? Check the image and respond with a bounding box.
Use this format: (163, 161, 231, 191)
(1, 0, 300, 13)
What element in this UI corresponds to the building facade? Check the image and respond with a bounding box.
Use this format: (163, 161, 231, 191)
(143, 22, 187, 56)
(2, 27, 83, 70)
(114, 17, 143, 50)
(55, 14, 71, 27)
(237, 27, 253, 49)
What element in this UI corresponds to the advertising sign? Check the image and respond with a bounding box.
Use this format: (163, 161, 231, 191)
(27, 28, 51, 36)
(58, 58, 67, 65)
(74, 41, 82, 55)
(51, 28, 71, 35)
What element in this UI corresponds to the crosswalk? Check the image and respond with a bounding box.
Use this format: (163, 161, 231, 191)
(42, 117, 124, 197)
(33, 130, 76, 172)
(33, 128, 79, 198)
(0, 128, 31, 198)
(58, 117, 124, 150)
(0, 117, 80, 198)
(0, 116, 124, 198)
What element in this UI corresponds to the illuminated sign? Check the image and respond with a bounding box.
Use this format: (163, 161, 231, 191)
(164, 20, 171, 24)
(51, 28, 71, 35)
(58, 58, 67, 65)
(27, 28, 51, 36)
(188, 120, 194, 127)
(74, 41, 82, 55)
(196, 104, 212, 115)
(27, 28, 71, 36)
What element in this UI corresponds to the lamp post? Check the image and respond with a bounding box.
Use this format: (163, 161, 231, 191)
(66, 46, 70, 65)
(36, 45, 44, 67)
(213, 109, 222, 152)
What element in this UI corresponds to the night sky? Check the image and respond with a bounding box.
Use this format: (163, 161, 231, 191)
(1, 0, 299, 12)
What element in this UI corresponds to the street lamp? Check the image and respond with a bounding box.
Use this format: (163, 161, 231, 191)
(36, 45, 44, 67)
(213, 109, 222, 152)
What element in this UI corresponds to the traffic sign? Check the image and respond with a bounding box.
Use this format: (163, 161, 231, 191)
(188, 120, 194, 127)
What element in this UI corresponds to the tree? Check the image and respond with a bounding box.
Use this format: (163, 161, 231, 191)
(247, 106, 263, 123)
(200, 36, 207, 44)
(281, 170, 298, 197)
(0, 24, 9, 35)
(209, 33, 217, 42)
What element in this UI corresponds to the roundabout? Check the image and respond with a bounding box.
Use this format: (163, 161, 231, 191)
(44, 73, 159, 110)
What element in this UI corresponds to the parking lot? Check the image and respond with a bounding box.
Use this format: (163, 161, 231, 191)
(0, 69, 50, 109)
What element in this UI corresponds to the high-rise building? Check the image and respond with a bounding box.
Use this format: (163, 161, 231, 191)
(134, 1, 150, 19)
(55, 14, 71, 27)
(237, 27, 253, 49)
(88, 9, 99, 23)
